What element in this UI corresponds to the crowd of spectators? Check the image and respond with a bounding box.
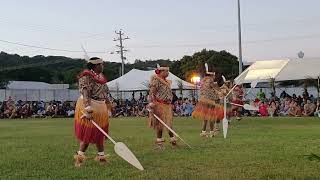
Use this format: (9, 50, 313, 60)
(1, 88, 319, 119)
(0, 96, 75, 119)
(245, 88, 320, 118)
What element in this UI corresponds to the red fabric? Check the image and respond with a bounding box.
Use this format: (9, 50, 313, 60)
(154, 99, 171, 105)
(259, 104, 268, 116)
(77, 69, 107, 84)
(75, 122, 109, 145)
(231, 99, 244, 105)
(254, 99, 260, 103)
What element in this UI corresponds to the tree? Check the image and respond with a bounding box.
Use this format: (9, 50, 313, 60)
(171, 49, 239, 83)
(0, 49, 239, 88)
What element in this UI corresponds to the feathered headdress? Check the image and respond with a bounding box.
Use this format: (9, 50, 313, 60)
(205, 63, 215, 75)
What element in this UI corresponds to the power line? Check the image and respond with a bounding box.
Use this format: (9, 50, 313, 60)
(129, 33, 320, 49)
(0, 39, 108, 54)
(1, 33, 320, 55)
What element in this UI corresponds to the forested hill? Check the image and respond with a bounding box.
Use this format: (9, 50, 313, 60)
(0, 49, 239, 88)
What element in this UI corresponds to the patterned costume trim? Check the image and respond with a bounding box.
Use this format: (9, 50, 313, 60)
(78, 69, 107, 84)
(150, 74, 172, 87)
(149, 75, 173, 103)
(199, 76, 220, 101)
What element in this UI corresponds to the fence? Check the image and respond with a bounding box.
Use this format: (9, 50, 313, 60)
(1, 87, 318, 102)
(0, 89, 80, 102)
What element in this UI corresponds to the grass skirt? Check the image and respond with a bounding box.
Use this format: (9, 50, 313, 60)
(74, 97, 109, 145)
(192, 98, 224, 121)
(148, 102, 173, 131)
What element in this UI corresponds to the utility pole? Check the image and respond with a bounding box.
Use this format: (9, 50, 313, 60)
(237, 0, 243, 74)
(113, 29, 129, 76)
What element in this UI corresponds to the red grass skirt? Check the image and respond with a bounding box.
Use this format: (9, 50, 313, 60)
(74, 97, 109, 145)
(192, 98, 224, 121)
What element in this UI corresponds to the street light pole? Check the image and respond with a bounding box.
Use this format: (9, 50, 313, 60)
(237, 0, 243, 74)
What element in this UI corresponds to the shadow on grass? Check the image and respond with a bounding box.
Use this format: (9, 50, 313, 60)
(304, 153, 320, 161)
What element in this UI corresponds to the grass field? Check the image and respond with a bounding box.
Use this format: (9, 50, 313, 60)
(1, 117, 320, 180)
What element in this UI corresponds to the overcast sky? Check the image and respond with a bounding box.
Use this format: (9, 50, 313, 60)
(1, 0, 320, 63)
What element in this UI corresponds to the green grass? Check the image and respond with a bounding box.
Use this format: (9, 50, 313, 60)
(1, 117, 320, 180)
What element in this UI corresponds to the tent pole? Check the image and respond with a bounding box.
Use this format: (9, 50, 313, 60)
(272, 78, 276, 98)
(317, 76, 320, 100)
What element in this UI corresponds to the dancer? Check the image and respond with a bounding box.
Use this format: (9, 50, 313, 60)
(148, 64, 177, 149)
(192, 63, 224, 138)
(73, 57, 111, 167)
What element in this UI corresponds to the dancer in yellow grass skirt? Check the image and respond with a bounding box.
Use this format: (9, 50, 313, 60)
(192, 63, 225, 138)
(73, 57, 111, 167)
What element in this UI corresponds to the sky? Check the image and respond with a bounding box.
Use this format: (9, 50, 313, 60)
(0, 0, 320, 63)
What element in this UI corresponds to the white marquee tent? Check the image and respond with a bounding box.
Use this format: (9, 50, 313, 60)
(6, 81, 69, 90)
(235, 59, 320, 84)
(107, 69, 195, 91)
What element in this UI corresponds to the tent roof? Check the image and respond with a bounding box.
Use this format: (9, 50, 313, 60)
(7, 81, 69, 89)
(107, 69, 195, 91)
(276, 59, 320, 81)
(235, 59, 320, 84)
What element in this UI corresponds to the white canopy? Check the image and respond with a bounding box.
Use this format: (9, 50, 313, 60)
(7, 81, 69, 90)
(107, 69, 195, 91)
(235, 59, 320, 84)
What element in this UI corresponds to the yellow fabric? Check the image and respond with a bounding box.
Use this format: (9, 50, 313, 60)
(148, 102, 173, 130)
(75, 97, 109, 128)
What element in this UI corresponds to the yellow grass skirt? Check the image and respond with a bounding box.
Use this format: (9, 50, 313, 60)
(74, 97, 109, 145)
(148, 102, 173, 130)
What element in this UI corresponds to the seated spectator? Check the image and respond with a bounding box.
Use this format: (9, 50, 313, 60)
(310, 95, 316, 103)
(270, 92, 279, 102)
(183, 100, 194, 116)
(4, 97, 17, 119)
(66, 109, 75, 117)
(279, 97, 291, 116)
(298, 96, 304, 107)
(137, 105, 148, 117)
(302, 88, 309, 102)
(34, 108, 46, 118)
(19, 104, 30, 118)
(0, 101, 3, 118)
(268, 101, 278, 117)
(280, 90, 288, 98)
(302, 100, 316, 117)
(288, 101, 302, 117)
(292, 94, 298, 102)
(46, 103, 55, 117)
(259, 101, 268, 117)
(249, 99, 260, 116)
(314, 100, 320, 117)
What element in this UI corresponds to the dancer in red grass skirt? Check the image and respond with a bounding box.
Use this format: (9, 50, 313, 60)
(73, 57, 111, 167)
(192, 63, 224, 138)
